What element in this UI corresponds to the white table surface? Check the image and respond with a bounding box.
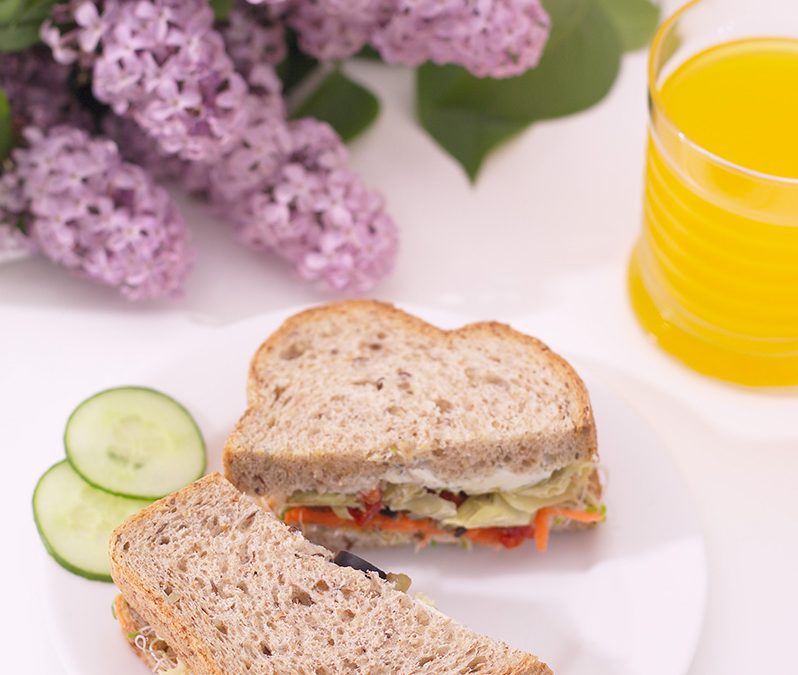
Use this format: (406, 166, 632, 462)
(3, 47, 797, 674)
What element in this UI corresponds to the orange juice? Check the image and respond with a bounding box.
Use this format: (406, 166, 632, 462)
(629, 37, 798, 385)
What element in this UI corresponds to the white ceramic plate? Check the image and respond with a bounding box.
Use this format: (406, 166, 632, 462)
(42, 307, 707, 675)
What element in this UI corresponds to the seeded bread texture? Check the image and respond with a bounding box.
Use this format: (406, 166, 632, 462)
(224, 300, 597, 497)
(109, 474, 552, 675)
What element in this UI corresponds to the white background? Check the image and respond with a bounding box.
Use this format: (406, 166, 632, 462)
(2, 27, 797, 675)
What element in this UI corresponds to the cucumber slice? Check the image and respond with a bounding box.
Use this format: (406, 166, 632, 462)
(33, 461, 152, 581)
(65, 386, 206, 499)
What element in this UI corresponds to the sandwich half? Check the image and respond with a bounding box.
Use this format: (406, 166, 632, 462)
(109, 473, 552, 674)
(224, 301, 604, 551)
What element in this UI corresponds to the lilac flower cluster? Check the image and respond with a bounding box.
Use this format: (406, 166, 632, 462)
(373, 0, 551, 78)
(220, 118, 398, 291)
(220, 1, 288, 77)
(101, 2, 286, 181)
(11, 126, 192, 300)
(27, 0, 399, 294)
(256, 0, 551, 77)
(100, 113, 212, 194)
(44, 0, 249, 161)
(95, 0, 397, 292)
(288, 0, 390, 61)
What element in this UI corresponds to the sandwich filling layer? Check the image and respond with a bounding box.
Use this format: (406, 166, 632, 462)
(280, 461, 604, 550)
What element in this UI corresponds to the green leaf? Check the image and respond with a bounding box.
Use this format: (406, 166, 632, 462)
(209, 0, 233, 20)
(416, 0, 623, 180)
(415, 90, 521, 182)
(18, 0, 58, 22)
(291, 70, 380, 143)
(277, 30, 318, 94)
(0, 22, 41, 51)
(0, 89, 13, 161)
(353, 45, 382, 61)
(0, 0, 59, 52)
(0, 0, 25, 24)
(597, 0, 660, 51)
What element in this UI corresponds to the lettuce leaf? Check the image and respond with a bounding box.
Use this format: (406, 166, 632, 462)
(443, 494, 533, 528)
(331, 505, 355, 520)
(443, 462, 595, 528)
(382, 483, 457, 520)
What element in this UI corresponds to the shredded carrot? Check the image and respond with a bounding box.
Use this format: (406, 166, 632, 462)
(534, 506, 606, 552)
(284, 507, 350, 529)
(534, 509, 551, 552)
(547, 507, 605, 524)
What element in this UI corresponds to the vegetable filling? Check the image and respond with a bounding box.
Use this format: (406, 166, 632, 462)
(281, 462, 604, 551)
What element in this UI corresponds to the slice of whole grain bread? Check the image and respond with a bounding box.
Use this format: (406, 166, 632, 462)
(109, 474, 553, 675)
(224, 300, 597, 497)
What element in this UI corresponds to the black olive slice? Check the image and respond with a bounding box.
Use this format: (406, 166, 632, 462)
(333, 550, 387, 579)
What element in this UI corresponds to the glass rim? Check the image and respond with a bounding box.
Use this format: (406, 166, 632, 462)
(648, 0, 798, 186)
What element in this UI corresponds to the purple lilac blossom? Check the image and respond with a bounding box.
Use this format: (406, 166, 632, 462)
(97, 0, 288, 188)
(206, 91, 290, 205)
(101, 114, 185, 182)
(0, 47, 91, 131)
(100, 113, 212, 194)
(287, 0, 390, 60)
(372, 0, 551, 77)
(44, 0, 250, 162)
(40, 0, 104, 67)
(257, 0, 551, 77)
(220, 1, 288, 77)
(226, 118, 397, 292)
(38, 0, 398, 291)
(13, 125, 192, 299)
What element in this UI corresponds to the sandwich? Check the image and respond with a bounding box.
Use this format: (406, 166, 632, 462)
(110, 473, 552, 674)
(224, 301, 604, 552)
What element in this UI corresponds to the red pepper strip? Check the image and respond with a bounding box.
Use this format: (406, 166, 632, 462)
(439, 490, 467, 507)
(465, 525, 534, 549)
(349, 500, 383, 525)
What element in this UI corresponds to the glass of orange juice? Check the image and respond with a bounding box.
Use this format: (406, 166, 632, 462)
(628, 0, 798, 386)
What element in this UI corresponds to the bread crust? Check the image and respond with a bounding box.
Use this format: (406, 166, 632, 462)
(224, 300, 598, 497)
(114, 595, 161, 671)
